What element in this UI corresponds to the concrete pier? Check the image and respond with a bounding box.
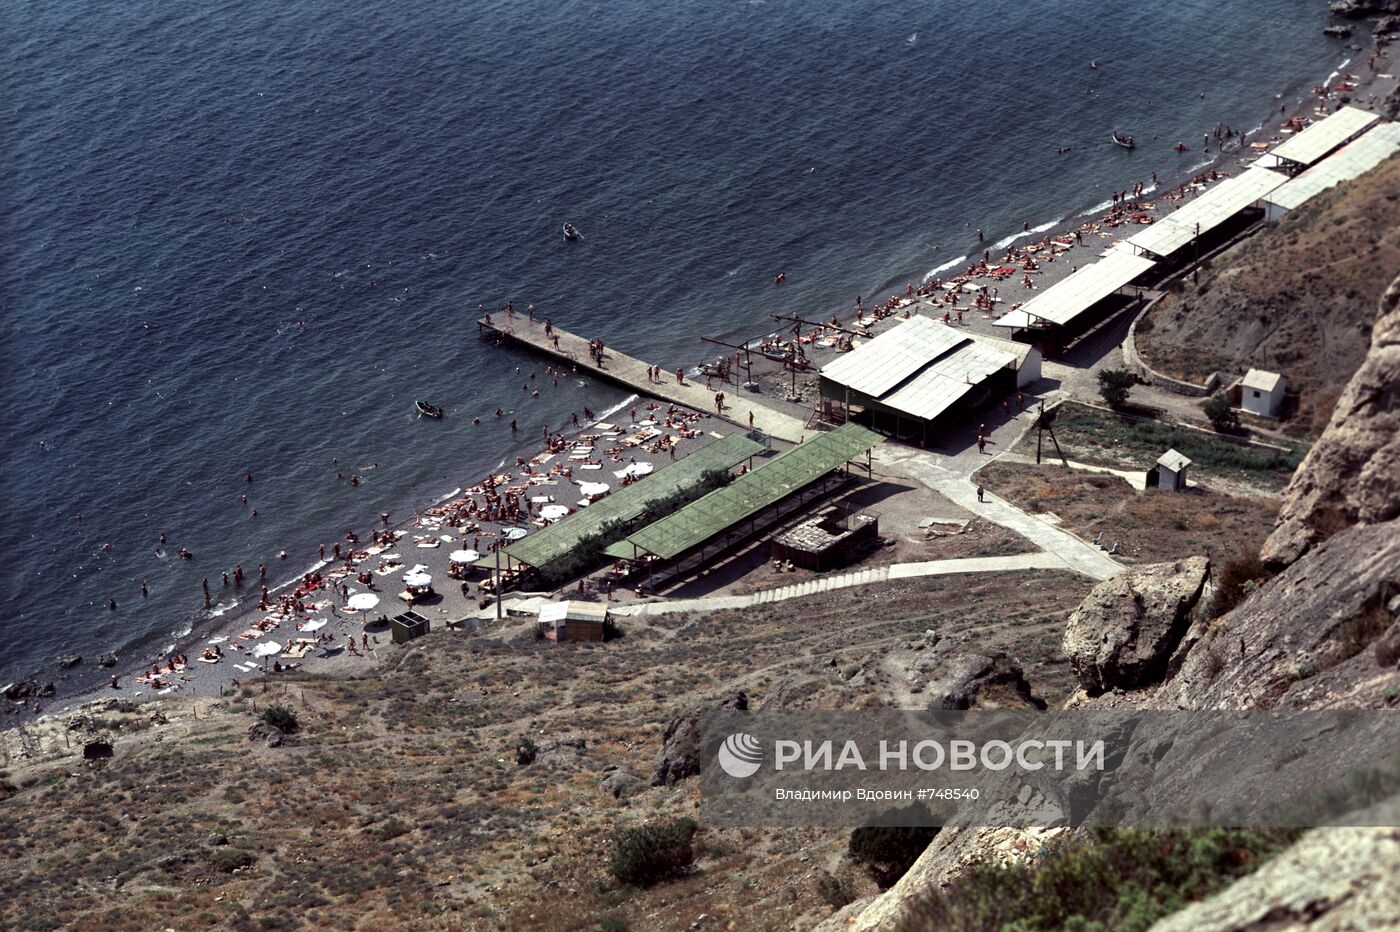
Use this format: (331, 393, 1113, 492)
(478, 314, 807, 443)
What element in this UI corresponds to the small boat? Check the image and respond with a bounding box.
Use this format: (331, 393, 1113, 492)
(1111, 132, 1135, 150)
(415, 401, 444, 419)
(562, 222, 581, 241)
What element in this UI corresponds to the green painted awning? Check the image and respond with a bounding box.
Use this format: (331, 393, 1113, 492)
(483, 432, 764, 574)
(604, 423, 881, 561)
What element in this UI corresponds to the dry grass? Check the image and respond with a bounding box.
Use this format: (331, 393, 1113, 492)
(0, 572, 1090, 931)
(979, 462, 1280, 565)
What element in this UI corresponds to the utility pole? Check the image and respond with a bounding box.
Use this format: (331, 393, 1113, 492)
(494, 545, 503, 620)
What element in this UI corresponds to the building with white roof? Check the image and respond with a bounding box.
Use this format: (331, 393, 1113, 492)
(1240, 368, 1286, 419)
(819, 316, 1040, 442)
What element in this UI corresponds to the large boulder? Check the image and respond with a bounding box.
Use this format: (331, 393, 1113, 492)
(652, 689, 747, 786)
(1062, 557, 1210, 694)
(1263, 276, 1400, 566)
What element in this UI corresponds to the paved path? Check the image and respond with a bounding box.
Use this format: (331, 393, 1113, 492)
(479, 314, 808, 443)
(494, 552, 1065, 619)
(877, 446, 1125, 582)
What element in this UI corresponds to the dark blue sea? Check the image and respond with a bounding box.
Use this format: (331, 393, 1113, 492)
(1, 0, 1346, 688)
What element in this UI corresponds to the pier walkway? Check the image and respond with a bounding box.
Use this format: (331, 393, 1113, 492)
(478, 314, 807, 443)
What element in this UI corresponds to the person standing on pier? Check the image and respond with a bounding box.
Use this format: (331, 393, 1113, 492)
(675, 368, 684, 384)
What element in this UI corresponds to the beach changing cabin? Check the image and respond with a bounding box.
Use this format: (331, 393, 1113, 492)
(390, 610, 431, 644)
(1151, 449, 1192, 492)
(538, 600, 609, 643)
(1240, 369, 1286, 419)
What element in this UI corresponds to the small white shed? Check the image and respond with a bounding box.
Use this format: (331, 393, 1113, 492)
(1241, 369, 1286, 419)
(1153, 449, 1192, 492)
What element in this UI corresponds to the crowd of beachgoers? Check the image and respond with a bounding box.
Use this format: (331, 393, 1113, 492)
(27, 48, 1395, 722)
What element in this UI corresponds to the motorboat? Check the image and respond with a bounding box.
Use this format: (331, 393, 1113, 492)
(1111, 132, 1135, 149)
(562, 222, 581, 241)
(415, 401, 444, 419)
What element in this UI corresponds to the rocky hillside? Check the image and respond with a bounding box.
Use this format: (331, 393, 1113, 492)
(1136, 155, 1400, 432)
(830, 263, 1400, 932)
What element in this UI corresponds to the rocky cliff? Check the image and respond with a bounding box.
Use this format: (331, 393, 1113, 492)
(1262, 275, 1400, 565)
(830, 266, 1400, 931)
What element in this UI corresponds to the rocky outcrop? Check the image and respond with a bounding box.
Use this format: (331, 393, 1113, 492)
(1328, 0, 1400, 17)
(899, 633, 1043, 710)
(1062, 558, 1210, 694)
(652, 689, 747, 786)
(1150, 813, 1400, 931)
(1262, 277, 1400, 566)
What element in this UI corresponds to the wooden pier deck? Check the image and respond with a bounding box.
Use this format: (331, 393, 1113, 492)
(477, 314, 807, 443)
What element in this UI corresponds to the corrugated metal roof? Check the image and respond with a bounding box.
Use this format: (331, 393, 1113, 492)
(820, 315, 967, 397)
(604, 423, 882, 561)
(1265, 122, 1400, 211)
(994, 250, 1155, 328)
(879, 341, 1015, 421)
(1127, 167, 1287, 257)
(485, 432, 763, 572)
(1242, 368, 1284, 392)
(1269, 105, 1381, 167)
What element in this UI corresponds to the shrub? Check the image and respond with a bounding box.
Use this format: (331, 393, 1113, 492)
(1209, 556, 1276, 618)
(910, 828, 1297, 931)
(1203, 393, 1240, 433)
(848, 819, 939, 888)
(259, 705, 299, 734)
(514, 735, 537, 766)
(204, 847, 257, 873)
(607, 818, 697, 887)
(1097, 368, 1136, 410)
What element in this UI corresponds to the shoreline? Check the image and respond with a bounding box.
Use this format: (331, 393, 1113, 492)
(8, 36, 1393, 726)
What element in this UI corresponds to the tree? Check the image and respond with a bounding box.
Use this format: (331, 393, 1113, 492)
(1203, 393, 1241, 433)
(1097, 368, 1136, 410)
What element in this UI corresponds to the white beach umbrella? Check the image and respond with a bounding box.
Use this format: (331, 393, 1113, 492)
(578, 482, 610, 497)
(301, 618, 328, 633)
(504, 527, 528, 541)
(253, 641, 282, 659)
(348, 592, 380, 611)
(540, 504, 570, 522)
(449, 549, 480, 563)
(403, 572, 433, 588)
(624, 462, 653, 478)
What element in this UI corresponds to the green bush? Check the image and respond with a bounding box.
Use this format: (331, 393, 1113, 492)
(259, 705, 299, 734)
(909, 828, 1298, 931)
(1203, 393, 1240, 433)
(849, 819, 939, 888)
(1097, 368, 1136, 410)
(607, 817, 697, 887)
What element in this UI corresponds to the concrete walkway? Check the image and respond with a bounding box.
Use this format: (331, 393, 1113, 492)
(493, 552, 1066, 619)
(877, 446, 1125, 582)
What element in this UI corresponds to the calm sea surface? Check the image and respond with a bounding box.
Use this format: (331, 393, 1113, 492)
(1, 0, 1344, 684)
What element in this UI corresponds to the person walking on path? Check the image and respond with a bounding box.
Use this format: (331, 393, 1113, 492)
(977, 482, 985, 503)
